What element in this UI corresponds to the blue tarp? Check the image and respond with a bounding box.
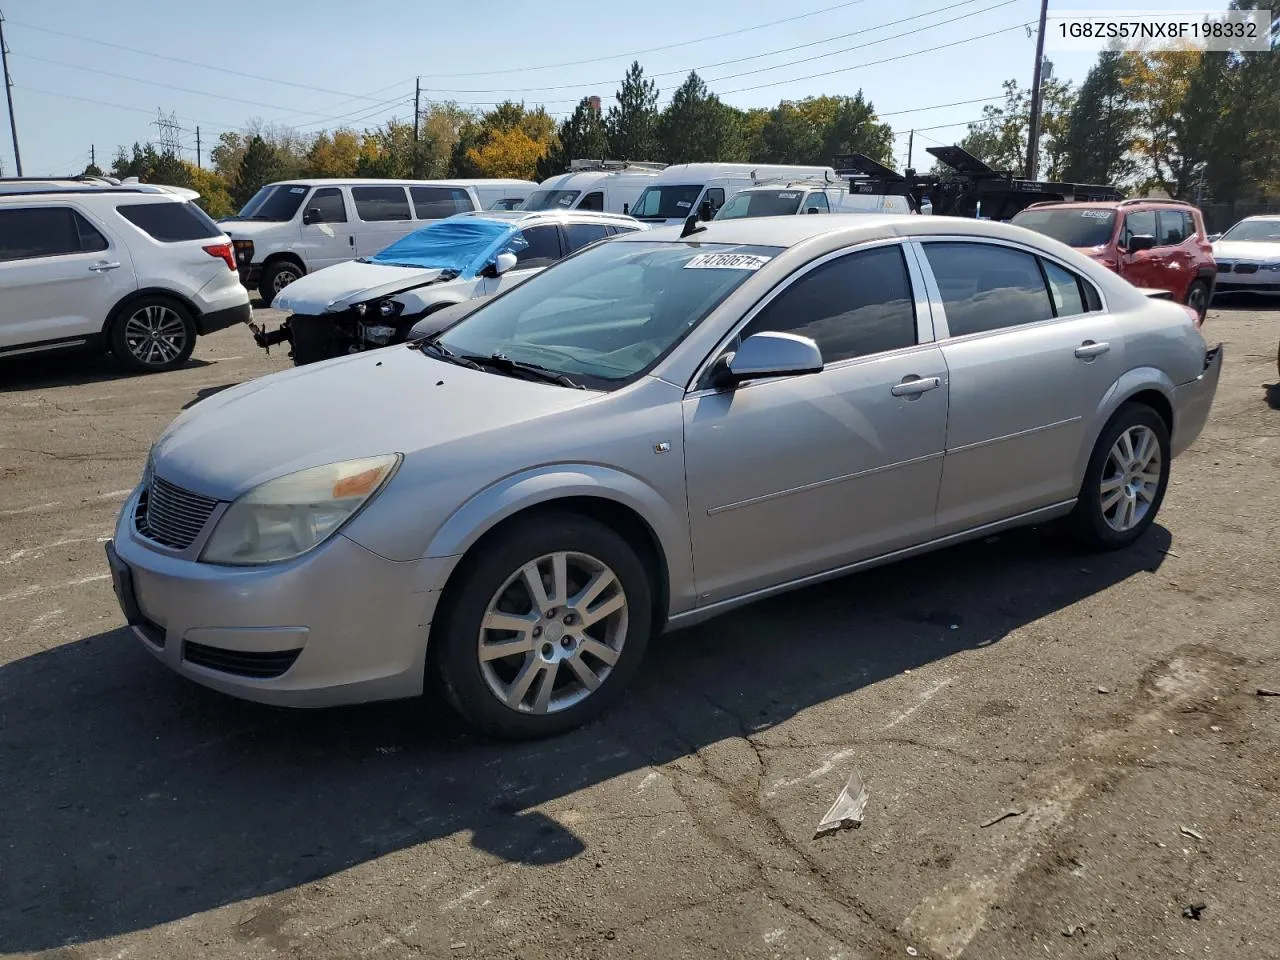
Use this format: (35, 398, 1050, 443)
(366, 216, 528, 278)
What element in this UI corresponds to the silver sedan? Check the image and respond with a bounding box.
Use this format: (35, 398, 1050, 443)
(105, 215, 1223, 739)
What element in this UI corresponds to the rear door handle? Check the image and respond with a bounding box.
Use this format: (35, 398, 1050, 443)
(349, 236, 355, 247)
(89, 261, 122, 273)
(1074, 340, 1111, 360)
(891, 375, 942, 397)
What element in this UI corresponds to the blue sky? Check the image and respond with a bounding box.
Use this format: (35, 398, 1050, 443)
(0, 0, 1227, 177)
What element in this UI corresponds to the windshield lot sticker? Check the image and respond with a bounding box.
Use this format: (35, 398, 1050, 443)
(685, 253, 773, 271)
(289, 186, 307, 194)
(779, 192, 800, 199)
(1080, 210, 1111, 218)
(676, 200, 692, 208)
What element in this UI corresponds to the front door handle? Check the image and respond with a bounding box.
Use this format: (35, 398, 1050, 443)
(1074, 340, 1111, 360)
(89, 261, 122, 273)
(891, 375, 942, 398)
(349, 236, 355, 248)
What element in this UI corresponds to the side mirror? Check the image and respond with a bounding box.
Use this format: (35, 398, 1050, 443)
(806, 206, 821, 215)
(302, 208, 321, 225)
(1126, 234, 1157, 253)
(482, 251, 519, 278)
(711, 331, 824, 388)
(622, 202, 630, 215)
(698, 200, 713, 221)
(1207, 233, 1222, 242)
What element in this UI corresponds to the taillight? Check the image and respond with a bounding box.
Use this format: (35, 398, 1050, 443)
(203, 242, 236, 271)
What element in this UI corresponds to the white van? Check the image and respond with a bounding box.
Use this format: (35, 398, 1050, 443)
(629, 163, 842, 226)
(520, 161, 664, 216)
(447, 178, 538, 211)
(714, 182, 913, 220)
(220, 178, 486, 302)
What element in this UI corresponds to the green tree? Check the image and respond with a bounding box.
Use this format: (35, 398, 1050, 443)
(418, 102, 473, 179)
(606, 61, 660, 161)
(540, 96, 610, 177)
(234, 136, 284, 207)
(355, 121, 417, 178)
(1061, 50, 1139, 185)
(83, 162, 104, 177)
(657, 72, 740, 163)
(821, 92, 894, 165)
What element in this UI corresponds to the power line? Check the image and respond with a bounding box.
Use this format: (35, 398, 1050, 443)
(719, 19, 1034, 95)
(420, 0, 1018, 94)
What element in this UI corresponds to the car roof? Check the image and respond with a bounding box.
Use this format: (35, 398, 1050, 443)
(0, 187, 185, 204)
(262, 178, 480, 188)
(457, 209, 642, 226)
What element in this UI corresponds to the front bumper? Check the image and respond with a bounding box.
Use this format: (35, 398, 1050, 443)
(1171, 343, 1224, 459)
(198, 302, 253, 336)
(1212, 273, 1280, 294)
(106, 487, 455, 707)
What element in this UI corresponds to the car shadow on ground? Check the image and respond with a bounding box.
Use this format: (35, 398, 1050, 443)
(0, 524, 1170, 952)
(182, 383, 238, 409)
(0, 352, 213, 393)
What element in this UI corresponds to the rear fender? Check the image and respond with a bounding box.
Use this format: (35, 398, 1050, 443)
(1076, 367, 1177, 482)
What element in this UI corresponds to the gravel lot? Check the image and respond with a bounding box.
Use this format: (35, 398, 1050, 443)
(1, 300, 1278, 960)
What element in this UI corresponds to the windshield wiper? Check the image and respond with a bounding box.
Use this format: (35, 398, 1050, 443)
(416, 338, 484, 370)
(464, 352, 585, 389)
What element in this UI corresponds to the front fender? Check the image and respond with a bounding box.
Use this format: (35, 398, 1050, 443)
(424, 463, 696, 615)
(1075, 366, 1177, 482)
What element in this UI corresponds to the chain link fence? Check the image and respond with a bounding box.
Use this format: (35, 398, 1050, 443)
(1198, 200, 1280, 234)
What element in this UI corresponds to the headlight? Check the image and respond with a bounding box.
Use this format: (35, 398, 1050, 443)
(200, 455, 401, 566)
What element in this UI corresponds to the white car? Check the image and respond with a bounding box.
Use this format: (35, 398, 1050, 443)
(0, 182, 250, 372)
(1211, 215, 1280, 296)
(259, 209, 646, 365)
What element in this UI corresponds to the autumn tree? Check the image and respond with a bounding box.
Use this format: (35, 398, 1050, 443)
(606, 61, 660, 161)
(1120, 44, 1204, 197)
(467, 128, 547, 179)
(305, 129, 361, 178)
(419, 102, 472, 178)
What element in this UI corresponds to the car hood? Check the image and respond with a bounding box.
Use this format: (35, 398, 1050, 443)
(272, 259, 449, 313)
(1212, 240, 1280, 261)
(150, 347, 602, 501)
(217, 219, 293, 240)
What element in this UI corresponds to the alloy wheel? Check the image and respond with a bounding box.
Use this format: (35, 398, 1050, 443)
(477, 551, 629, 714)
(1099, 424, 1163, 532)
(122, 304, 189, 368)
(272, 267, 300, 293)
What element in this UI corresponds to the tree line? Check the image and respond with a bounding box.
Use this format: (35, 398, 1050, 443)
(92, 13, 1276, 221)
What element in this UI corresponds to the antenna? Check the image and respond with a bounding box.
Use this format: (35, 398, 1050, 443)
(152, 108, 184, 156)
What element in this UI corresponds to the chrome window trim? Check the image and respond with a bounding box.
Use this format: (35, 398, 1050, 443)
(908, 235, 1109, 343)
(684, 238, 934, 396)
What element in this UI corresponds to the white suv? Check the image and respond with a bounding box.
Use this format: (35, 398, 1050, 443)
(0, 184, 251, 373)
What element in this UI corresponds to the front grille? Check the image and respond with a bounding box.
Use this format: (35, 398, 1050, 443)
(135, 475, 218, 550)
(1234, 263, 1259, 274)
(1217, 262, 1233, 273)
(183, 641, 302, 679)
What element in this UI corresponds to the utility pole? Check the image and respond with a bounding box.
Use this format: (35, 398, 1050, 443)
(906, 129, 914, 172)
(413, 77, 421, 143)
(196, 126, 201, 168)
(1024, 0, 1050, 181)
(0, 9, 23, 176)
(90, 144, 95, 169)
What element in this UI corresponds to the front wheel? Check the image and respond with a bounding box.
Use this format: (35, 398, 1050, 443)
(1185, 279, 1210, 323)
(110, 296, 197, 373)
(258, 260, 303, 304)
(432, 512, 654, 740)
(1068, 402, 1171, 550)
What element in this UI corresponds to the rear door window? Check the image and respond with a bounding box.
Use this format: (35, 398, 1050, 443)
(411, 186, 474, 219)
(1041, 258, 1087, 316)
(352, 186, 412, 222)
(563, 222, 611, 252)
(921, 242, 1055, 336)
(0, 207, 109, 260)
(116, 202, 222, 242)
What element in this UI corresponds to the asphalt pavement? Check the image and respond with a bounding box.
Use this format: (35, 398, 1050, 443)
(1, 300, 1278, 960)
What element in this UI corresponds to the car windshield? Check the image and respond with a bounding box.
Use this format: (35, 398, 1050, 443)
(234, 184, 309, 222)
(435, 241, 782, 388)
(363, 217, 523, 274)
(520, 189, 581, 211)
(631, 184, 703, 219)
(1011, 208, 1117, 247)
(715, 190, 804, 220)
(1220, 219, 1280, 242)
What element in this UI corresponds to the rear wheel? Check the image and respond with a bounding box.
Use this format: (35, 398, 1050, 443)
(1185, 279, 1210, 322)
(1068, 402, 1171, 550)
(259, 260, 303, 304)
(431, 512, 654, 740)
(110, 296, 196, 373)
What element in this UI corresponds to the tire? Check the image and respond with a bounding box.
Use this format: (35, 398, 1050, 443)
(1068, 402, 1171, 550)
(1185, 279, 1210, 323)
(110, 295, 197, 374)
(258, 260, 303, 304)
(432, 511, 654, 740)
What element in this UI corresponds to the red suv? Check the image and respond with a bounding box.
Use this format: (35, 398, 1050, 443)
(1011, 199, 1216, 322)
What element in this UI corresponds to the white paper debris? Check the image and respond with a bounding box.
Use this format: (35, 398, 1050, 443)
(813, 770, 868, 838)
